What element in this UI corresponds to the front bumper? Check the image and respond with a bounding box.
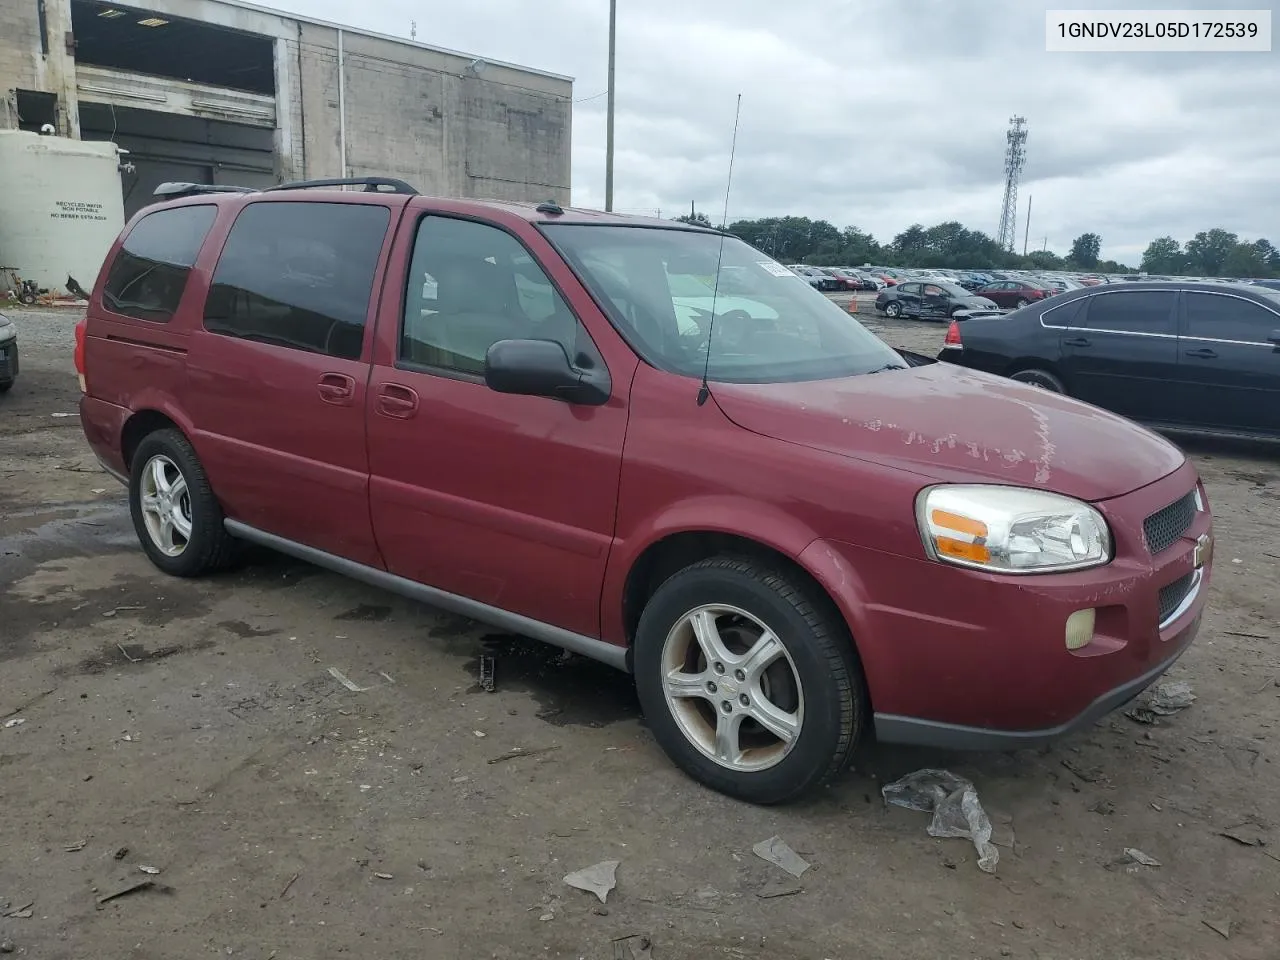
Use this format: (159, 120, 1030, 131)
(800, 461, 1212, 747)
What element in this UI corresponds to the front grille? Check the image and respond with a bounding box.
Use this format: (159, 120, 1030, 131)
(0, 344, 15, 379)
(1157, 570, 1196, 624)
(1143, 491, 1196, 554)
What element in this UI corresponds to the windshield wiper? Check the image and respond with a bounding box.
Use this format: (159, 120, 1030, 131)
(864, 363, 908, 375)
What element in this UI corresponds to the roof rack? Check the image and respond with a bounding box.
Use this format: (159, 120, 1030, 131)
(152, 182, 257, 198)
(263, 177, 419, 195)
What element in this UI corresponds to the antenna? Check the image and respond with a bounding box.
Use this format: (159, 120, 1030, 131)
(996, 116, 1028, 252)
(697, 93, 743, 407)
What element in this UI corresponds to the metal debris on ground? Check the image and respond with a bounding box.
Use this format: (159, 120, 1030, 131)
(117, 642, 141, 663)
(479, 654, 496, 692)
(3, 718, 25, 728)
(97, 880, 159, 904)
(1123, 848, 1161, 867)
(756, 878, 804, 899)
(752, 836, 811, 878)
(563, 859, 620, 904)
(1061, 759, 1107, 783)
(612, 935, 653, 960)
(882, 769, 999, 873)
(1145, 680, 1196, 715)
(64, 839, 87, 852)
(4, 902, 33, 919)
(279, 872, 299, 898)
(487, 745, 561, 765)
(373, 872, 393, 880)
(1203, 918, 1231, 939)
(327, 667, 370, 692)
(138, 865, 161, 875)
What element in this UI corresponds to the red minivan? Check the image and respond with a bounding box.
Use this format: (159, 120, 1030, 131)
(77, 178, 1213, 804)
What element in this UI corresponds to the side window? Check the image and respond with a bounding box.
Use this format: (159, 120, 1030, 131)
(924, 284, 944, 297)
(899, 283, 920, 295)
(1042, 296, 1087, 328)
(1184, 293, 1277, 343)
(101, 205, 216, 322)
(400, 216, 593, 376)
(1084, 291, 1176, 335)
(203, 201, 390, 361)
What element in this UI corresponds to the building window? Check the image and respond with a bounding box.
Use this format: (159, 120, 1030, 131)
(204, 201, 390, 360)
(15, 90, 58, 133)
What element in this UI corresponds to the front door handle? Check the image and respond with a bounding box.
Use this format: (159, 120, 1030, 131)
(1063, 337, 1091, 347)
(1185, 348, 1218, 359)
(318, 373, 356, 406)
(377, 383, 419, 419)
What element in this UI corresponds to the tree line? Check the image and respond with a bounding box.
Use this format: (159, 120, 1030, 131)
(673, 212, 1280, 278)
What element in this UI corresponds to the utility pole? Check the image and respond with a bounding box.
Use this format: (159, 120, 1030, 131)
(1023, 194, 1031, 256)
(604, 0, 617, 211)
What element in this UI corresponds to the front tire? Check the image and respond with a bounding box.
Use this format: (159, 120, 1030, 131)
(129, 428, 239, 577)
(883, 301, 902, 318)
(1015, 297, 1030, 308)
(633, 557, 864, 805)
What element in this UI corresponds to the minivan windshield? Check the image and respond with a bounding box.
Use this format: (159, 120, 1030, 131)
(542, 225, 905, 383)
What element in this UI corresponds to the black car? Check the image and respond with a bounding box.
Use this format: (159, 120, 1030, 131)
(874, 281, 1001, 321)
(938, 282, 1280, 440)
(0, 311, 18, 393)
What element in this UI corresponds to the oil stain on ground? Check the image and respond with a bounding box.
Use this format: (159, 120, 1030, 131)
(466, 633, 639, 728)
(333, 604, 392, 622)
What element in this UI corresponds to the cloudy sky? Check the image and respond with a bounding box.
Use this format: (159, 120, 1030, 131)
(277, 0, 1278, 265)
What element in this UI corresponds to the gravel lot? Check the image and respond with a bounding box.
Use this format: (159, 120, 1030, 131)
(1, 303, 1278, 959)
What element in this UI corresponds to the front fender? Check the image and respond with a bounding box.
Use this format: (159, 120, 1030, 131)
(598, 494, 821, 646)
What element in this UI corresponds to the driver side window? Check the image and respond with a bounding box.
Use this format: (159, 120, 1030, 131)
(400, 216, 592, 376)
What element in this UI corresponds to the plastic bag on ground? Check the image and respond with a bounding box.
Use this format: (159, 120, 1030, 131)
(882, 769, 999, 873)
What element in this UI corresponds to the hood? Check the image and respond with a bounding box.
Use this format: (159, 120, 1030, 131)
(712, 364, 1185, 502)
(961, 296, 998, 309)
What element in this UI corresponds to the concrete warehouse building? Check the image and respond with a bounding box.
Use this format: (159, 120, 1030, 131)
(1, 0, 574, 217)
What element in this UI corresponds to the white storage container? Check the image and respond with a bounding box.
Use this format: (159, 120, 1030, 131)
(0, 131, 126, 296)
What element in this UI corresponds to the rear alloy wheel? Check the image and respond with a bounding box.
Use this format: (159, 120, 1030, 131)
(634, 557, 864, 805)
(883, 301, 902, 318)
(1010, 368, 1065, 393)
(130, 429, 239, 577)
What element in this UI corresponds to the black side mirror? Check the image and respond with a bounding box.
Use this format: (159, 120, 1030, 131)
(1269, 329, 1280, 349)
(484, 339, 611, 405)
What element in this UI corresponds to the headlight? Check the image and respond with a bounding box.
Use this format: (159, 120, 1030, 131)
(916, 484, 1111, 574)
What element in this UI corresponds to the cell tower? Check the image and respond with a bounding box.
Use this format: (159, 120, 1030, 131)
(996, 116, 1028, 253)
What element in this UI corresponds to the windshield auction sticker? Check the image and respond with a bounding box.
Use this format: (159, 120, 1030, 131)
(1046, 9, 1271, 51)
(759, 261, 797, 277)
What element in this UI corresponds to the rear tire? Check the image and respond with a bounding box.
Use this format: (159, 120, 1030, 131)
(129, 428, 239, 577)
(633, 556, 864, 805)
(1010, 368, 1065, 393)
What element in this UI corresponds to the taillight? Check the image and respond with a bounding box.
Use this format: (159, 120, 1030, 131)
(74, 318, 87, 393)
(944, 320, 962, 346)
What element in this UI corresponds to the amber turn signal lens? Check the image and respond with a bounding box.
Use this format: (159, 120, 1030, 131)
(935, 536, 991, 563)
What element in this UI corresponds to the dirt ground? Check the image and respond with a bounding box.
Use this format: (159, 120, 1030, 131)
(1, 303, 1278, 960)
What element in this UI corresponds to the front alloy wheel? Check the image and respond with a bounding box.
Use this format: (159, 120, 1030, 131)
(634, 557, 865, 804)
(661, 604, 803, 772)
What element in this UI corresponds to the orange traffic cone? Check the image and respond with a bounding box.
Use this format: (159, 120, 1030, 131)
(846, 297, 859, 314)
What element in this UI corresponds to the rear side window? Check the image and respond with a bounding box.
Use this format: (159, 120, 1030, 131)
(1184, 293, 1277, 344)
(1083, 291, 1175, 335)
(101, 205, 217, 322)
(204, 202, 390, 361)
(1041, 296, 1087, 328)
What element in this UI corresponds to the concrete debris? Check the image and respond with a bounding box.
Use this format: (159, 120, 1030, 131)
(752, 836, 811, 878)
(563, 860, 619, 904)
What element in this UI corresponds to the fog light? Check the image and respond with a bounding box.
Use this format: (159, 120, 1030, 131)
(1065, 608, 1096, 651)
